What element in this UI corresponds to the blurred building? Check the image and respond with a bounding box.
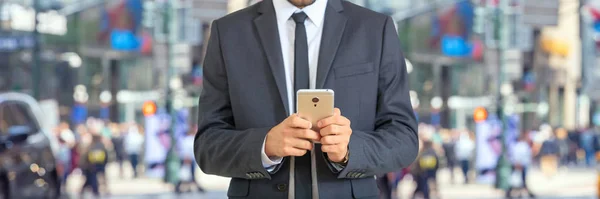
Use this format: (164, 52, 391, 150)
(538, 0, 581, 129)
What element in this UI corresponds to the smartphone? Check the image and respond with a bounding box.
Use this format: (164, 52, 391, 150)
(296, 89, 335, 132)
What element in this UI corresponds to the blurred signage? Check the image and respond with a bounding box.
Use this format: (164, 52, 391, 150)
(473, 107, 488, 123)
(504, 49, 523, 80)
(110, 29, 139, 51)
(441, 35, 471, 57)
(7, 4, 67, 35)
(0, 36, 34, 51)
(522, 0, 559, 27)
(541, 37, 571, 56)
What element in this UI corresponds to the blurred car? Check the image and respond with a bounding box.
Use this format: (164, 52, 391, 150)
(0, 93, 60, 199)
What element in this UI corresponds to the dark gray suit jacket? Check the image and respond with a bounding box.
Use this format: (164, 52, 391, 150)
(194, 0, 418, 198)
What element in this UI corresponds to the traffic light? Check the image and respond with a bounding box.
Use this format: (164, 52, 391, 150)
(142, 101, 157, 116)
(474, 107, 488, 123)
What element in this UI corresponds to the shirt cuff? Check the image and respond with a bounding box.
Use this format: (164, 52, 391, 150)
(323, 152, 346, 173)
(330, 162, 346, 172)
(261, 137, 283, 171)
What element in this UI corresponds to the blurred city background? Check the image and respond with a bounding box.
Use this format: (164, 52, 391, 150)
(0, 0, 599, 198)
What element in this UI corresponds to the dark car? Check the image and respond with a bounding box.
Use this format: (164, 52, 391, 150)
(0, 93, 61, 199)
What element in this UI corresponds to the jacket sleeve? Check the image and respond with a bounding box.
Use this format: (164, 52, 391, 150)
(194, 20, 274, 180)
(336, 16, 419, 179)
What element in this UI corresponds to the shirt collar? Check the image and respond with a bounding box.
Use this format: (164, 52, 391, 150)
(272, 0, 328, 28)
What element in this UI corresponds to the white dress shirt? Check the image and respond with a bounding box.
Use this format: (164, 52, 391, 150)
(261, 0, 328, 170)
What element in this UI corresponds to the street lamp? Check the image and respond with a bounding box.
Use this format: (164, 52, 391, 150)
(430, 96, 443, 110)
(99, 90, 112, 104)
(61, 52, 82, 68)
(73, 84, 88, 103)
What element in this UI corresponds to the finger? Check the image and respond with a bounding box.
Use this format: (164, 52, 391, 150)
(321, 144, 340, 153)
(287, 114, 312, 129)
(283, 147, 308, 157)
(334, 108, 341, 116)
(290, 138, 313, 151)
(293, 129, 321, 141)
(318, 115, 350, 129)
(320, 125, 350, 136)
(320, 135, 343, 145)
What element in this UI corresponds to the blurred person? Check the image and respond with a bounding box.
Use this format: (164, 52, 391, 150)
(555, 128, 569, 166)
(101, 121, 113, 138)
(176, 127, 205, 193)
(194, 0, 419, 198)
(90, 123, 111, 194)
(377, 167, 409, 199)
(441, 131, 457, 183)
(376, 173, 393, 199)
(581, 126, 597, 167)
(70, 125, 89, 173)
(124, 124, 144, 178)
(111, 124, 127, 178)
(566, 129, 580, 166)
(594, 128, 600, 156)
(506, 133, 536, 199)
(538, 128, 560, 177)
(455, 130, 475, 184)
(79, 134, 108, 197)
(411, 140, 438, 199)
(57, 129, 75, 193)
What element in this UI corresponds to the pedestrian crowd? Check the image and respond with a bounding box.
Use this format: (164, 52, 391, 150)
(53, 118, 145, 197)
(376, 123, 600, 199)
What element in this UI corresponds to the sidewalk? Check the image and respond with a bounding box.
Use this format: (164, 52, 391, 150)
(65, 162, 231, 196)
(66, 162, 597, 198)
(397, 167, 597, 199)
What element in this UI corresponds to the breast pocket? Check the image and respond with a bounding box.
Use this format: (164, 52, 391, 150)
(334, 62, 374, 78)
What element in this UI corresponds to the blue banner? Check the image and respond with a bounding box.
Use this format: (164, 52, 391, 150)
(0, 36, 34, 51)
(71, 104, 88, 125)
(441, 35, 472, 57)
(110, 29, 140, 51)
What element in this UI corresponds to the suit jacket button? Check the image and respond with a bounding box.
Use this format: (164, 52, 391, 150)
(276, 183, 288, 192)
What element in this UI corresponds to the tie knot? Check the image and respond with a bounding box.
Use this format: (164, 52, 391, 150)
(291, 12, 308, 24)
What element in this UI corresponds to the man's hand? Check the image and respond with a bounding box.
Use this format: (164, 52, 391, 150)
(265, 114, 321, 158)
(318, 108, 352, 163)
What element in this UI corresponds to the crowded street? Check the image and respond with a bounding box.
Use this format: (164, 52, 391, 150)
(1, 0, 600, 198)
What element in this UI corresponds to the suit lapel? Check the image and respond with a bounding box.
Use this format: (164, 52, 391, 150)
(254, 0, 290, 115)
(316, 1, 347, 89)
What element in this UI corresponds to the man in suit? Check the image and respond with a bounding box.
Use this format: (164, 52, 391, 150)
(194, 0, 418, 198)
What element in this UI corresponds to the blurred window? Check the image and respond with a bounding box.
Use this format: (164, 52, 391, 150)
(0, 101, 40, 136)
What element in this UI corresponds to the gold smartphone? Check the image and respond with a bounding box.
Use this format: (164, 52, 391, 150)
(297, 89, 335, 133)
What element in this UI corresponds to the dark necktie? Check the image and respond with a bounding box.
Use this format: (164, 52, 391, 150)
(289, 12, 319, 199)
(292, 12, 309, 109)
